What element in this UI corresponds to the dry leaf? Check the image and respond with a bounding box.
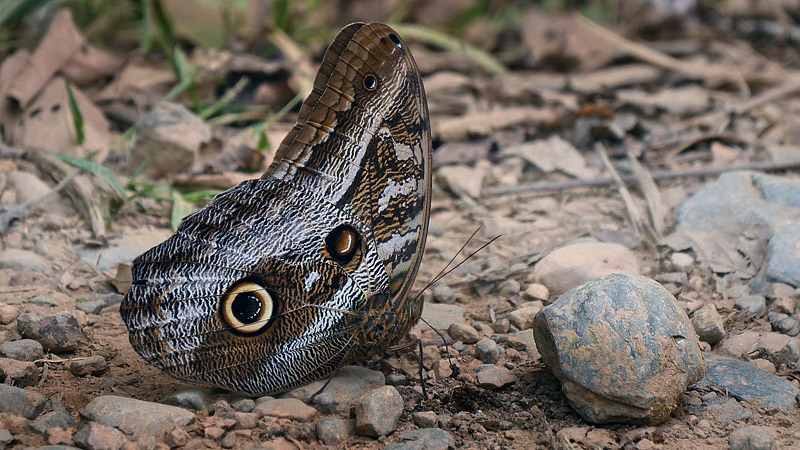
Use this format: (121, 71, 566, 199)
(60, 43, 124, 85)
(6, 10, 86, 108)
(96, 58, 177, 104)
(10, 77, 111, 159)
(570, 65, 663, 92)
(0, 50, 30, 141)
(505, 136, 596, 179)
(434, 107, 558, 142)
(172, 172, 258, 190)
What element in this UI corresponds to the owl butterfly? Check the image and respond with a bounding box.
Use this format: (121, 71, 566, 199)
(120, 23, 432, 396)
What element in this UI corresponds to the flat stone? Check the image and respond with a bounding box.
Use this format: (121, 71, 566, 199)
(0, 357, 40, 386)
(522, 283, 549, 301)
(355, 386, 403, 437)
(0, 249, 50, 272)
(254, 398, 317, 422)
(693, 397, 751, 425)
(386, 428, 455, 450)
(698, 353, 799, 411)
(0, 339, 44, 361)
(316, 417, 354, 446)
(766, 224, 800, 287)
(691, 303, 725, 345)
(475, 338, 501, 364)
(729, 426, 776, 450)
(161, 388, 212, 411)
(29, 400, 74, 433)
(0, 384, 47, 419)
(411, 411, 438, 428)
(534, 274, 705, 425)
(507, 301, 544, 330)
(17, 312, 85, 352)
(73, 422, 127, 450)
(735, 295, 767, 317)
(77, 300, 108, 315)
(755, 332, 800, 367)
(476, 365, 517, 389)
(0, 429, 12, 446)
(533, 241, 639, 295)
(82, 395, 195, 436)
(419, 303, 467, 331)
(80, 230, 172, 271)
(448, 322, 480, 344)
(285, 366, 385, 415)
(720, 331, 761, 359)
(68, 355, 107, 376)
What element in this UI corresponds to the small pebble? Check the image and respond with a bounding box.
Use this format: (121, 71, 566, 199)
(412, 411, 438, 428)
(355, 386, 404, 437)
(432, 285, 455, 304)
(476, 366, 517, 389)
(735, 295, 767, 317)
(522, 283, 549, 301)
(448, 322, 480, 344)
(0, 339, 43, 362)
(670, 252, 694, 271)
(69, 355, 108, 376)
(728, 426, 776, 450)
(475, 338, 501, 364)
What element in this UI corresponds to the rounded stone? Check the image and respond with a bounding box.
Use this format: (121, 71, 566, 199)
(17, 312, 85, 352)
(729, 426, 776, 450)
(0, 339, 44, 361)
(355, 386, 403, 437)
(533, 242, 639, 295)
(691, 303, 725, 345)
(316, 417, 353, 446)
(431, 285, 455, 304)
(533, 273, 705, 425)
(448, 322, 480, 344)
(475, 338, 501, 364)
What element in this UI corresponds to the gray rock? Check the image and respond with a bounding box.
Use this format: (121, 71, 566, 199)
(767, 312, 800, 336)
(231, 398, 255, 413)
(355, 386, 403, 437)
(0, 249, 50, 272)
(73, 422, 127, 450)
(17, 311, 85, 352)
(729, 426, 776, 450)
(720, 331, 761, 359)
(755, 332, 800, 367)
(77, 300, 108, 315)
(476, 365, 517, 389)
(0, 357, 40, 386)
(29, 294, 60, 307)
(411, 411, 438, 428)
(533, 274, 705, 425)
(386, 373, 409, 386)
(447, 322, 480, 344)
(0, 304, 19, 324)
(697, 354, 799, 411)
(0, 429, 12, 446)
(286, 366, 385, 415)
(766, 224, 800, 287)
(316, 417, 354, 446)
(735, 295, 767, 317)
(82, 395, 194, 436)
(497, 279, 521, 297)
(0, 339, 44, 361)
(475, 338, 501, 364)
(69, 355, 107, 376)
(692, 396, 751, 425)
(431, 285, 455, 304)
(386, 428, 455, 450)
(691, 303, 725, 345)
(677, 171, 800, 233)
(29, 400, 74, 433)
(80, 230, 172, 271)
(655, 272, 689, 285)
(420, 303, 466, 331)
(533, 241, 639, 295)
(162, 388, 211, 410)
(0, 384, 47, 419)
(670, 252, 695, 271)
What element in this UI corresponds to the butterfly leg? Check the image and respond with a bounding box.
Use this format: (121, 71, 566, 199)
(310, 346, 354, 402)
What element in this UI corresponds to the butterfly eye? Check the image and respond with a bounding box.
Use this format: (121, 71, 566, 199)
(221, 281, 273, 335)
(363, 74, 378, 91)
(326, 224, 361, 264)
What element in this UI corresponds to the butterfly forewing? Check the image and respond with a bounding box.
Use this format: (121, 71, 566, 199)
(120, 23, 431, 396)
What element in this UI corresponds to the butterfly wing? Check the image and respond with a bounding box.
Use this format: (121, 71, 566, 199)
(120, 23, 431, 396)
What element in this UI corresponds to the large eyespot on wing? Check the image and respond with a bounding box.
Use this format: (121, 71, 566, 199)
(220, 279, 275, 336)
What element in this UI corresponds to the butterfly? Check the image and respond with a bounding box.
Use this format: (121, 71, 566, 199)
(120, 22, 432, 396)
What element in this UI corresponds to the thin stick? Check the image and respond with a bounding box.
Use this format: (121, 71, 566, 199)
(0, 171, 79, 233)
(484, 160, 800, 197)
(596, 144, 646, 238)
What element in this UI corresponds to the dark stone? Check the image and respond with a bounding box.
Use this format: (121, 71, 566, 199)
(17, 312, 85, 352)
(0, 384, 47, 419)
(0, 339, 44, 361)
(386, 428, 455, 450)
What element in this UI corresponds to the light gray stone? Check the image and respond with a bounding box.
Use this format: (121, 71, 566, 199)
(355, 386, 403, 437)
(82, 395, 194, 436)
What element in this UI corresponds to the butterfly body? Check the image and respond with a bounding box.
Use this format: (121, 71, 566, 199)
(121, 23, 431, 396)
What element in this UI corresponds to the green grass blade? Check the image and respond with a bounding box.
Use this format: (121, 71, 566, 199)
(53, 153, 128, 201)
(65, 82, 85, 145)
(171, 190, 196, 231)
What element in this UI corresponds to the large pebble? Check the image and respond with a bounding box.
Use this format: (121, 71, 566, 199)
(0, 384, 47, 419)
(701, 354, 800, 412)
(735, 295, 766, 317)
(30, 400, 74, 433)
(355, 386, 403, 437)
(476, 365, 517, 389)
(0, 249, 50, 272)
(73, 422, 127, 450)
(17, 312, 85, 352)
(532, 242, 639, 295)
(0, 357, 40, 386)
(691, 303, 725, 345)
(728, 426, 776, 450)
(448, 322, 480, 344)
(475, 338, 501, 364)
(755, 332, 800, 367)
(533, 274, 705, 424)
(507, 301, 543, 330)
(83, 395, 194, 436)
(255, 398, 317, 422)
(766, 224, 800, 287)
(419, 303, 467, 331)
(386, 428, 455, 450)
(316, 417, 354, 446)
(0, 339, 44, 361)
(286, 366, 385, 415)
